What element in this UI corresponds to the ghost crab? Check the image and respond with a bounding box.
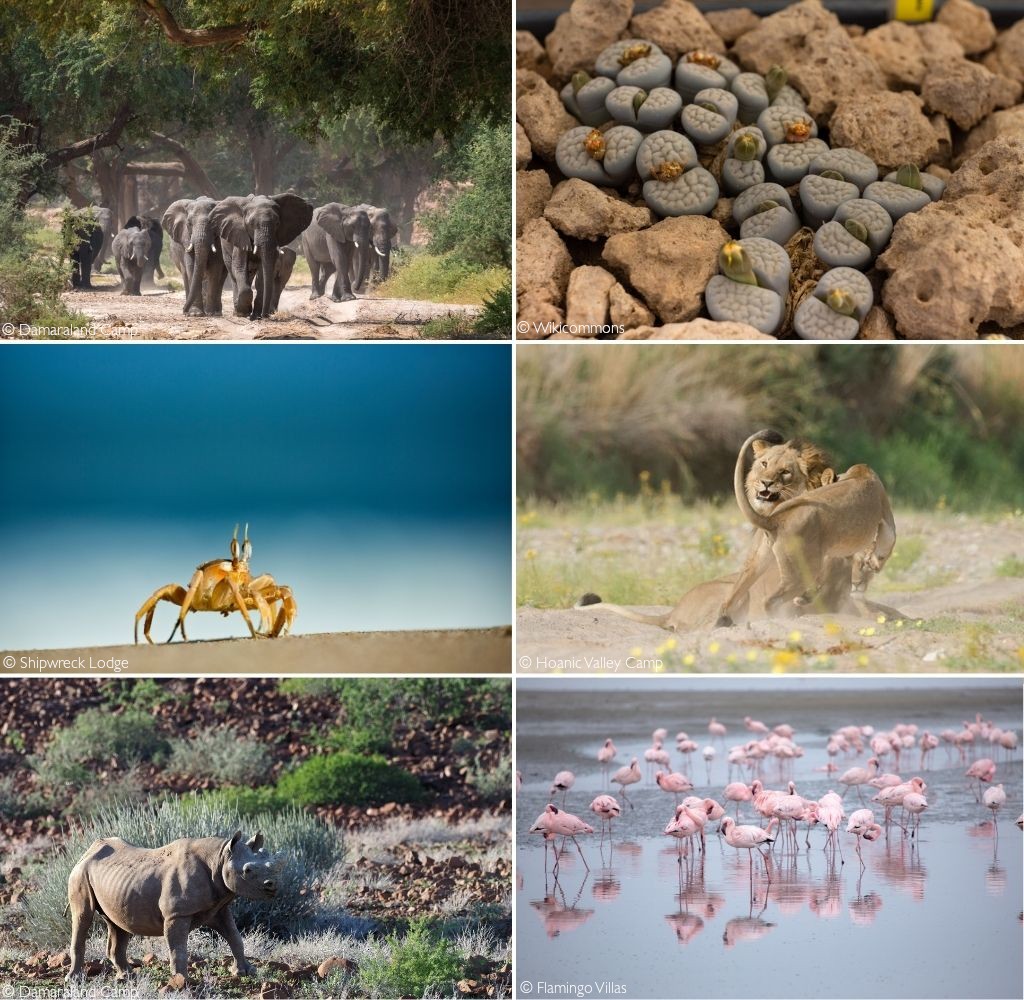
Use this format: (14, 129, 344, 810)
(134, 524, 296, 644)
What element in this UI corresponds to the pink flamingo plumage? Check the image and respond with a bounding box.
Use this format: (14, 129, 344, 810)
(530, 803, 594, 871)
(839, 757, 880, 802)
(611, 757, 641, 809)
(656, 770, 694, 803)
(549, 770, 575, 806)
(589, 794, 621, 840)
(721, 816, 777, 886)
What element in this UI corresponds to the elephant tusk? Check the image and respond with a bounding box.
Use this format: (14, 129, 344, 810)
(186, 243, 194, 253)
(354, 241, 360, 248)
(375, 247, 386, 257)
(211, 244, 218, 254)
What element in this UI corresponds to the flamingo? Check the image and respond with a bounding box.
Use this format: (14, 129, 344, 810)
(839, 757, 879, 802)
(723, 781, 753, 818)
(744, 716, 770, 735)
(771, 781, 806, 851)
(721, 816, 776, 885)
(644, 740, 671, 775)
(903, 792, 927, 839)
(611, 757, 641, 809)
(918, 731, 939, 769)
(664, 804, 700, 861)
(597, 738, 617, 784)
(589, 794, 621, 840)
(702, 746, 716, 783)
(983, 784, 1006, 827)
(549, 770, 575, 806)
(966, 758, 996, 801)
(529, 804, 593, 870)
(655, 770, 694, 803)
(709, 717, 727, 741)
(817, 791, 845, 861)
(847, 809, 881, 868)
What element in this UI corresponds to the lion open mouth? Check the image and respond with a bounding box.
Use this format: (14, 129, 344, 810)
(757, 489, 781, 502)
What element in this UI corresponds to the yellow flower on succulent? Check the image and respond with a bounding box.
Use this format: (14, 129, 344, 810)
(876, 614, 887, 624)
(664, 638, 677, 651)
(630, 647, 644, 657)
(745, 650, 758, 662)
(523, 549, 538, 561)
(708, 641, 720, 655)
(824, 622, 842, 637)
(683, 653, 696, 666)
(788, 630, 802, 644)
(857, 654, 870, 667)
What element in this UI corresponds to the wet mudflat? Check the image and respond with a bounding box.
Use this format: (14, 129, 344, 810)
(516, 680, 1022, 1000)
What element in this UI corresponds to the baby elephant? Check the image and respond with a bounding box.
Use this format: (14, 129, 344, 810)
(67, 831, 277, 982)
(112, 226, 152, 296)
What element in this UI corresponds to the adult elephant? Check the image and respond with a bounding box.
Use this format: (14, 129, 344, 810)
(161, 197, 227, 316)
(210, 194, 313, 319)
(69, 220, 104, 289)
(347, 204, 398, 291)
(125, 214, 165, 287)
(302, 203, 370, 302)
(93, 207, 114, 270)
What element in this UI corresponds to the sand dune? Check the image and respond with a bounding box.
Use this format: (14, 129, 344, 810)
(2, 626, 511, 676)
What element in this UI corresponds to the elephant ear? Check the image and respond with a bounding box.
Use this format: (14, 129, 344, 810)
(125, 215, 141, 230)
(272, 193, 314, 245)
(210, 197, 252, 252)
(161, 200, 193, 245)
(314, 204, 349, 244)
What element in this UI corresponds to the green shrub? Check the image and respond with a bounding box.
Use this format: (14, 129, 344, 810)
(103, 678, 176, 712)
(467, 752, 512, 805)
(421, 312, 478, 339)
(168, 727, 274, 786)
(358, 919, 464, 999)
(377, 250, 506, 305)
(192, 785, 285, 816)
(996, 555, 1024, 578)
(278, 677, 339, 698)
(323, 726, 392, 756)
(474, 275, 511, 336)
(23, 796, 343, 949)
(31, 708, 169, 787)
(276, 753, 425, 808)
(70, 766, 147, 818)
(0, 774, 51, 820)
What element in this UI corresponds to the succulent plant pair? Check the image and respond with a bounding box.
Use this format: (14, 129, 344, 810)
(794, 268, 874, 340)
(706, 238, 790, 335)
(733, 182, 801, 244)
(864, 163, 945, 220)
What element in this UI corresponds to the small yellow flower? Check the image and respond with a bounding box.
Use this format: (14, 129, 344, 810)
(895, 619, 904, 628)
(772, 650, 799, 669)
(708, 641, 720, 655)
(771, 663, 786, 674)
(857, 654, 870, 667)
(825, 622, 842, 637)
(726, 653, 738, 664)
(664, 638, 677, 651)
(915, 619, 924, 628)
(639, 470, 651, 481)
(524, 549, 538, 561)
(788, 630, 802, 644)
(683, 653, 696, 666)
(864, 627, 876, 637)
(745, 650, 758, 662)
(816, 654, 830, 665)
(876, 614, 887, 624)
(630, 647, 644, 657)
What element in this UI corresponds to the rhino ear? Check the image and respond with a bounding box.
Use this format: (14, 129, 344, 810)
(247, 832, 264, 851)
(226, 831, 243, 855)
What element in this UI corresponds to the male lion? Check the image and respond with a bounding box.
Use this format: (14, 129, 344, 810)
(714, 430, 896, 627)
(578, 431, 857, 631)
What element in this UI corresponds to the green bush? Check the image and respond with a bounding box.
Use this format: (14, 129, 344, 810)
(0, 774, 51, 820)
(358, 919, 464, 999)
(474, 275, 512, 336)
(276, 753, 425, 808)
(167, 727, 274, 786)
(193, 785, 285, 816)
(467, 752, 512, 805)
(323, 726, 392, 757)
(23, 796, 343, 949)
(31, 708, 169, 787)
(103, 679, 176, 712)
(421, 312, 478, 339)
(378, 249, 506, 306)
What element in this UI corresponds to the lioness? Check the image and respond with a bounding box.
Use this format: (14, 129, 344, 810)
(578, 432, 854, 630)
(715, 430, 896, 627)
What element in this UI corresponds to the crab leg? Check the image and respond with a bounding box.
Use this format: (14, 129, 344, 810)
(273, 586, 297, 637)
(134, 585, 187, 645)
(167, 569, 204, 643)
(227, 577, 262, 638)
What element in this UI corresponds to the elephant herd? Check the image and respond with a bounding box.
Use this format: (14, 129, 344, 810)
(70, 195, 397, 321)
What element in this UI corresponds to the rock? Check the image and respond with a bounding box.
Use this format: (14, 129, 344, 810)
(961, 106, 1024, 161)
(167, 974, 187, 991)
(516, 70, 578, 162)
(259, 983, 287, 1000)
(705, 8, 760, 44)
(926, 164, 951, 181)
(855, 21, 961, 89)
(935, 0, 996, 56)
(628, 0, 725, 61)
(620, 319, 774, 339)
(516, 124, 532, 170)
(603, 215, 729, 323)
(544, 178, 654, 240)
(829, 91, 939, 170)
(916, 22, 968, 64)
(930, 114, 952, 168)
(859, 306, 897, 340)
(565, 266, 617, 332)
(544, 0, 633, 84)
(983, 21, 1024, 86)
(609, 281, 656, 329)
(732, 0, 886, 123)
(877, 136, 1024, 338)
(517, 218, 574, 323)
(47, 953, 68, 969)
(516, 31, 551, 78)
(517, 292, 564, 338)
(317, 957, 358, 978)
(921, 59, 1022, 131)
(517, 170, 553, 236)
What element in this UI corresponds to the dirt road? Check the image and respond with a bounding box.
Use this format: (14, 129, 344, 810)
(48, 273, 484, 339)
(2, 625, 511, 675)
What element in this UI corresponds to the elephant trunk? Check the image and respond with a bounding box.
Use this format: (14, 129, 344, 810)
(256, 223, 275, 319)
(375, 242, 391, 282)
(229, 247, 252, 317)
(184, 231, 209, 314)
(356, 241, 371, 290)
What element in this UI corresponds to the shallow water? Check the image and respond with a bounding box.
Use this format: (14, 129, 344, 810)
(516, 680, 1023, 1000)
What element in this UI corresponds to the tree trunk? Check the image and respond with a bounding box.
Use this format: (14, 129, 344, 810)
(250, 132, 276, 195)
(150, 133, 221, 198)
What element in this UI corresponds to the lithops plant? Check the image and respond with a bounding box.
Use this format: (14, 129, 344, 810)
(794, 267, 874, 340)
(674, 50, 740, 105)
(757, 107, 827, 184)
(606, 86, 683, 131)
(722, 128, 767, 195)
(637, 131, 718, 216)
(808, 148, 879, 192)
(740, 198, 801, 244)
(812, 220, 873, 270)
(555, 125, 644, 186)
(799, 172, 860, 226)
(705, 238, 789, 335)
(681, 87, 739, 145)
(832, 199, 893, 257)
(863, 164, 932, 220)
(595, 40, 672, 90)
(560, 72, 617, 127)
(730, 65, 795, 124)
(733, 182, 795, 224)
(882, 167, 945, 201)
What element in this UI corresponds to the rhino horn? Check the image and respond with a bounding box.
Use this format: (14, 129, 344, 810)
(247, 831, 264, 851)
(227, 830, 243, 853)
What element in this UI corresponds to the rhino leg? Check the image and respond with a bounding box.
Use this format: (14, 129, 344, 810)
(163, 915, 192, 978)
(67, 869, 95, 980)
(106, 922, 132, 979)
(207, 906, 255, 977)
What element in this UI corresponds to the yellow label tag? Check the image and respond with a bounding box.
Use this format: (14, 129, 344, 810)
(893, 0, 934, 22)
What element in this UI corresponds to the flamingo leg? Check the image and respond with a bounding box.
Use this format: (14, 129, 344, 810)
(571, 836, 590, 871)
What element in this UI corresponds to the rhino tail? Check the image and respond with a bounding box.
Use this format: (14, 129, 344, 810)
(574, 592, 670, 628)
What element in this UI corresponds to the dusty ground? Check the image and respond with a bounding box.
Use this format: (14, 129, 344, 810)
(517, 509, 1024, 671)
(42, 272, 485, 340)
(1, 626, 511, 675)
